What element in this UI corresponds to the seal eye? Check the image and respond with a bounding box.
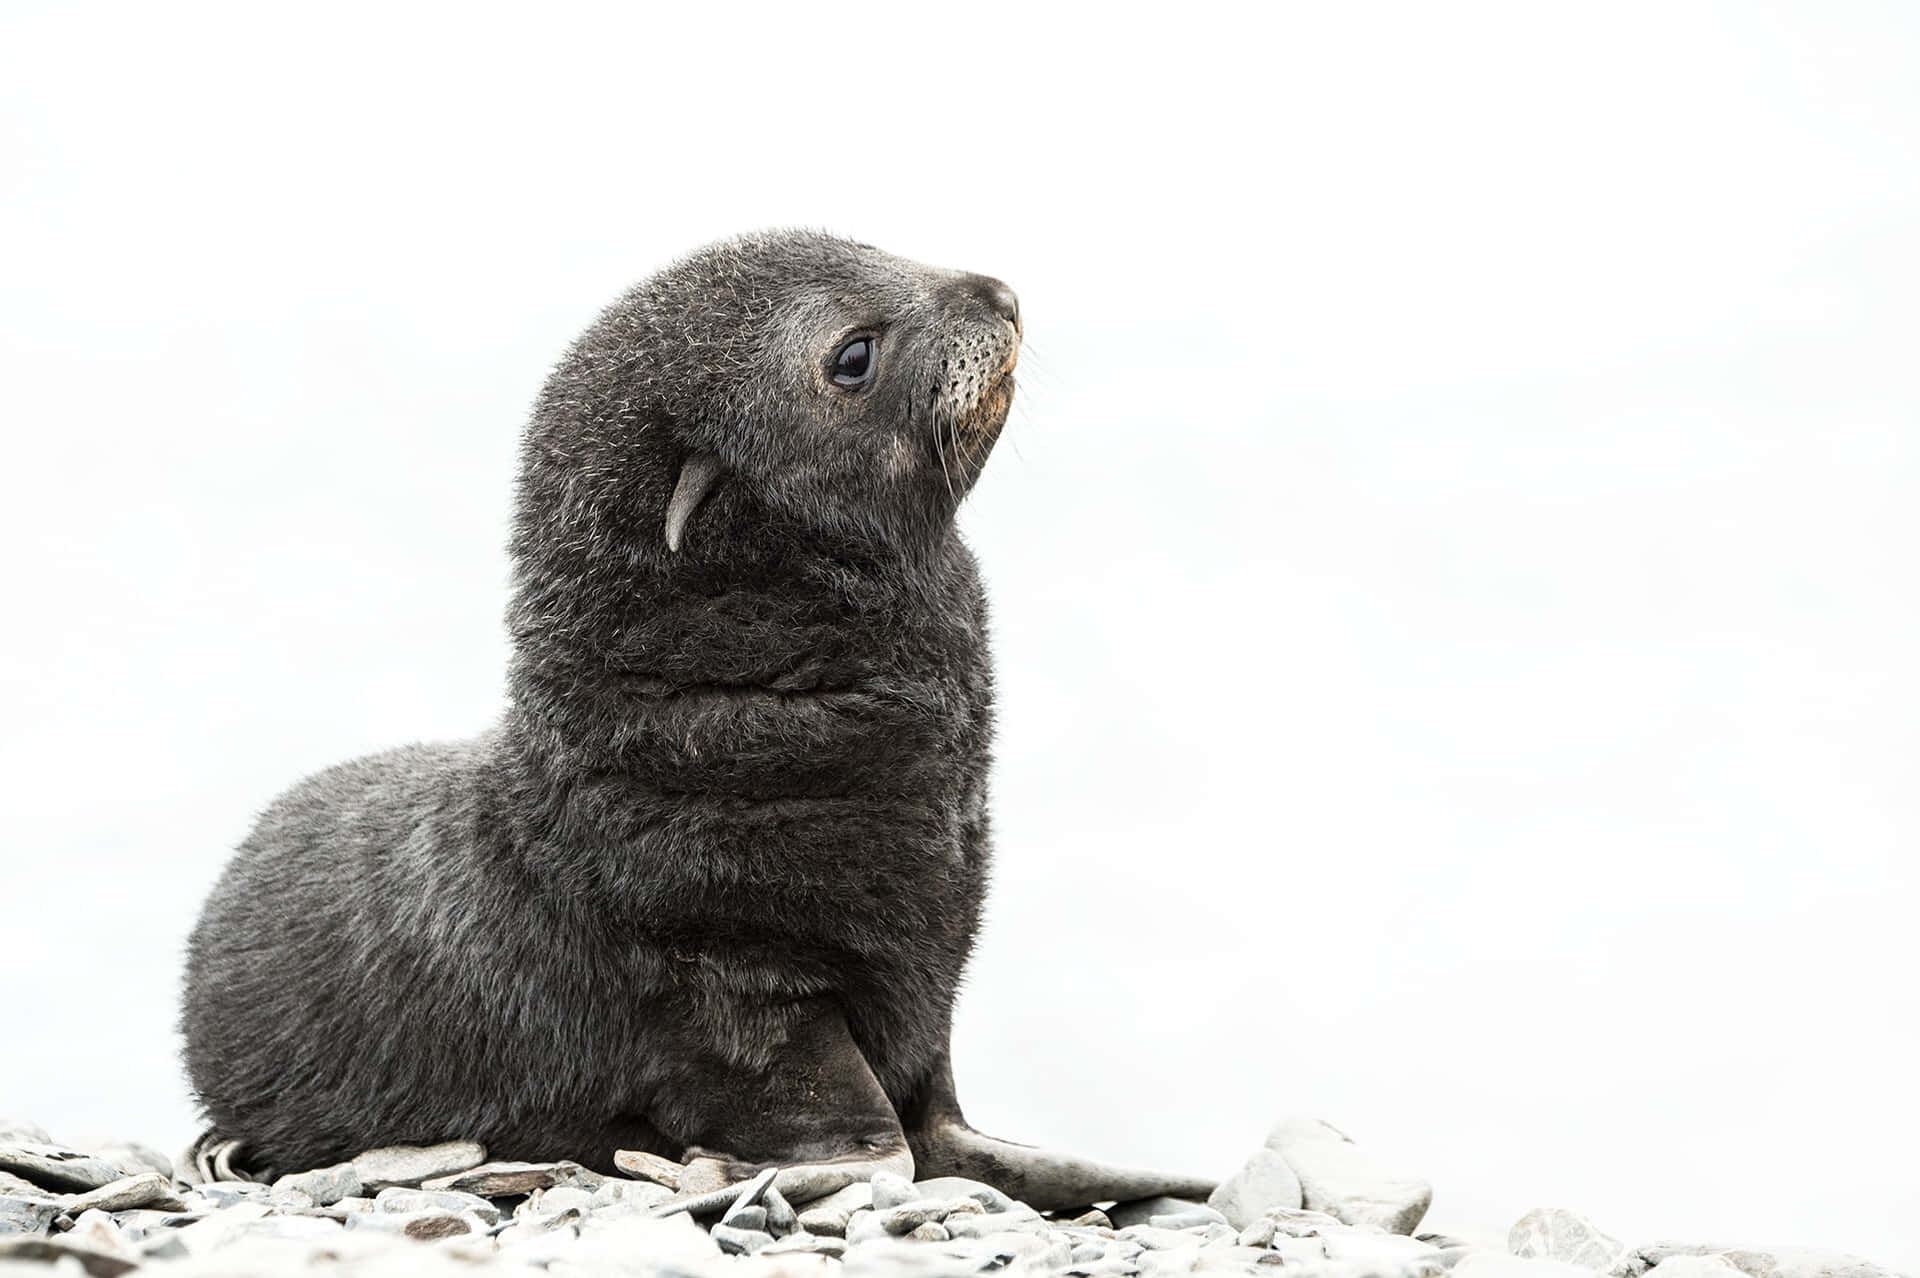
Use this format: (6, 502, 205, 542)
(831, 336, 877, 388)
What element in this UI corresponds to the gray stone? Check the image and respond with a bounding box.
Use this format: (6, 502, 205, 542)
(1320, 1230, 1444, 1263)
(209, 1213, 346, 1249)
(1195, 1243, 1278, 1272)
(1620, 1243, 1904, 1278)
(723, 1202, 769, 1232)
(0, 1145, 125, 1194)
(422, 1158, 599, 1196)
(0, 1196, 61, 1236)
(585, 1178, 674, 1215)
(271, 1161, 363, 1206)
(1110, 1197, 1215, 1229)
(517, 1185, 596, 1220)
(136, 1232, 191, 1262)
(871, 1170, 919, 1210)
(0, 1235, 141, 1277)
(1644, 1260, 1751, 1278)
(374, 1185, 501, 1223)
(61, 1174, 186, 1216)
(350, 1140, 488, 1191)
(763, 1186, 797, 1235)
(192, 1180, 271, 1209)
(345, 1207, 488, 1240)
(1208, 1147, 1304, 1230)
(797, 1206, 851, 1237)
(904, 1220, 950, 1242)
(713, 1222, 774, 1254)
(943, 1205, 1047, 1239)
(89, 1143, 172, 1181)
(1455, 1254, 1625, 1278)
(762, 1230, 849, 1257)
(172, 1201, 271, 1254)
(912, 1175, 1016, 1214)
(0, 1172, 54, 1201)
(105, 1209, 207, 1242)
(1060, 1207, 1114, 1229)
(726, 1166, 778, 1212)
(562, 1213, 722, 1269)
(1124, 1224, 1205, 1252)
(1152, 1207, 1229, 1231)
(1264, 1117, 1432, 1235)
(611, 1148, 685, 1189)
(497, 1219, 583, 1265)
(1510, 1209, 1628, 1272)
(0, 1124, 51, 1148)
(797, 1180, 875, 1236)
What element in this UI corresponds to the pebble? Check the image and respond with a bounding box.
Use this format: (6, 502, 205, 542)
(1453, 1254, 1630, 1278)
(1510, 1208, 1630, 1272)
(1207, 1146, 1303, 1229)
(346, 1208, 489, 1239)
(0, 1195, 63, 1235)
(60, 1174, 187, 1216)
(1644, 1260, 1752, 1278)
(0, 1116, 1904, 1278)
(1620, 1243, 1905, 1278)
(762, 1185, 798, 1234)
(585, 1178, 674, 1214)
(1234, 1205, 1352, 1247)
(351, 1140, 488, 1191)
(1060, 1208, 1114, 1229)
(421, 1159, 598, 1196)
(374, 1185, 502, 1223)
(0, 1234, 142, 1276)
(1264, 1116, 1434, 1235)
(89, 1144, 173, 1182)
(1109, 1196, 1215, 1229)
(871, 1169, 920, 1210)
(192, 1180, 271, 1209)
(610, 1148, 685, 1189)
(914, 1174, 1017, 1214)
(796, 1179, 875, 1236)
(723, 1202, 770, 1232)
(516, 1185, 596, 1220)
(0, 1171, 55, 1201)
(271, 1160, 363, 1206)
(713, 1222, 775, 1253)
(762, 1230, 850, 1257)
(0, 1144, 127, 1193)
(0, 1123, 52, 1147)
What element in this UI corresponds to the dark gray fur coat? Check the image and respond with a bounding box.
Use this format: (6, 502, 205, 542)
(182, 231, 1021, 1174)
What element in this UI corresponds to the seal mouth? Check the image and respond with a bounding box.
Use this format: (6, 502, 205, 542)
(965, 368, 1016, 439)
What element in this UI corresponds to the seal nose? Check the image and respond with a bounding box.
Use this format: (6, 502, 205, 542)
(960, 273, 1020, 331)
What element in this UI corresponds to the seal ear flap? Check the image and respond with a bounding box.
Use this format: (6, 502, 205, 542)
(665, 451, 724, 553)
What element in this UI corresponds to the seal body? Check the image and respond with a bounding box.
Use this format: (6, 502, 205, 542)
(183, 231, 1212, 1206)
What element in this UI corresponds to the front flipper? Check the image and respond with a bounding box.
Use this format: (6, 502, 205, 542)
(904, 1056, 1217, 1211)
(653, 996, 914, 1204)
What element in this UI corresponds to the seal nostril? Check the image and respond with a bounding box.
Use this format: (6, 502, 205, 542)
(958, 272, 1020, 330)
(986, 281, 1019, 329)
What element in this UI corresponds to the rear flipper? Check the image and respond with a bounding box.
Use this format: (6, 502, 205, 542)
(904, 1056, 1217, 1211)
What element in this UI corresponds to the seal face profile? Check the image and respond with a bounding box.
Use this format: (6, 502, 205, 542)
(181, 230, 1211, 1207)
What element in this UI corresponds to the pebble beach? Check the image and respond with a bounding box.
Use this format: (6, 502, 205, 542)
(1, 1116, 1905, 1278)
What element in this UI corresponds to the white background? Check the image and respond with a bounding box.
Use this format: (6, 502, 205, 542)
(3, 2, 1915, 1270)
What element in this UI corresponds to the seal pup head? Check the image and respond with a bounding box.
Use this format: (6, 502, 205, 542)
(521, 229, 1021, 561)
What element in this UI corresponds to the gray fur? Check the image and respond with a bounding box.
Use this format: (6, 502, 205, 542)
(181, 230, 1019, 1173)
(181, 231, 1214, 1207)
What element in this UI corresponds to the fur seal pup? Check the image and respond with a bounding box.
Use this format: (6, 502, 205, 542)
(181, 230, 1214, 1208)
